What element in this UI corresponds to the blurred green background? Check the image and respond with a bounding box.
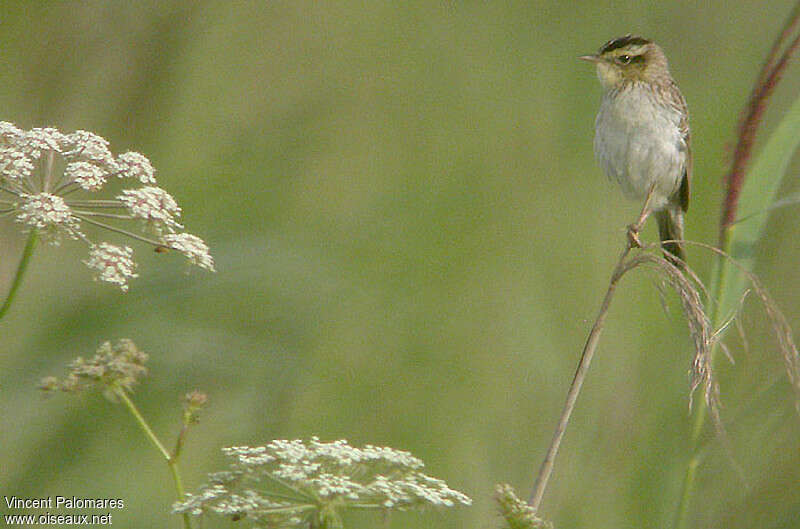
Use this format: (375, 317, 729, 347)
(2, 1, 800, 528)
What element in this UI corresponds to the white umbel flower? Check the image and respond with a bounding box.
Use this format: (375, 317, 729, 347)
(163, 233, 215, 271)
(16, 193, 82, 242)
(65, 162, 107, 191)
(85, 244, 138, 291)
(64, 130, 115, 167)
(118, 186, 182, 232)
(0, 123, 214, 291)
(0, 121, 23, 140)
(116, 151, 156, 184)
(23, 127, 66, 159)
(0, 148, 34, 181)
(173, 437, 472, 527)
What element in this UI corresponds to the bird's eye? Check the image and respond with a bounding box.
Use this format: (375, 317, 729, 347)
(618, 54, 632, 64)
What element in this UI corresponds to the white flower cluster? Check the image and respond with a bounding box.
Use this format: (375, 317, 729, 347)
(84, 244, 138, 292)
(173, 437, 472, 527)
(0, 122, 214, 290)
(118, 186, 183, 232)
(16, 193, 81, 242)
(116, 151, 156, 183)
(162, 233, 215, 271)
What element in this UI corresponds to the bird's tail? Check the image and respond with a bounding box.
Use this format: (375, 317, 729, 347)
(655, 206, 685, 265)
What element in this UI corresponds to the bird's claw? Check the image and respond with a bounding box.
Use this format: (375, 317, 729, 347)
(627, 224, 643, 248)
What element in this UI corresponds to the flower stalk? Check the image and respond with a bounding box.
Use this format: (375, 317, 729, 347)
(0, 229, 38, 321)
(114, 388, 192, 529)
(40, 340, 199, 529)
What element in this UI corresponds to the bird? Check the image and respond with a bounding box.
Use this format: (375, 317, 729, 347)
(580, 35, 690, 264)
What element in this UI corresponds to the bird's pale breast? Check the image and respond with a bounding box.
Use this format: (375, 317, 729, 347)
(593, 85, 686, 211)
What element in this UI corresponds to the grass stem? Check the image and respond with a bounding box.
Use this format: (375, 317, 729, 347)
(529, 186, 657, 509)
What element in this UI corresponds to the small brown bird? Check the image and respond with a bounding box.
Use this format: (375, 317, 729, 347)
(580, 35, 690, 263)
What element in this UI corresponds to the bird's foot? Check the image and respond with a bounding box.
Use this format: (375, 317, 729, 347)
(626, 223, 643, 249)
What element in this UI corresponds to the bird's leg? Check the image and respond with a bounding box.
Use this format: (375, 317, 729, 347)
(627, 183, 657, 249)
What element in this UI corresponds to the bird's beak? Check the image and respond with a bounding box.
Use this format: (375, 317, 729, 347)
(578, 54, 600, 63)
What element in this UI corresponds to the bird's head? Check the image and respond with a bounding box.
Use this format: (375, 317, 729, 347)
(579, 35, 670, 89)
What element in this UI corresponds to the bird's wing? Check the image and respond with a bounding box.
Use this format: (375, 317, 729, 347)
(663, 78, 691, 212)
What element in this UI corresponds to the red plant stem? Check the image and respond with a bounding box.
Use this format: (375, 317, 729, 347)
(719, 6, 800, 244)
(755, 3, 800, 90)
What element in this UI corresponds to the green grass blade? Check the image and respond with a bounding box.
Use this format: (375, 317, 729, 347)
(716, 93, 800, 322)
(677, 90, 800, 529)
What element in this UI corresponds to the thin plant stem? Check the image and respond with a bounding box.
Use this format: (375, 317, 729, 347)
(674, 273, 723, 529)
(674, 455, 701, 529)
(0, 230, 38, 321)
(115, 388, 171, 460)
(529, 245, 632, 508)
(114, 388, 192, 529)
(529, 186, 656, 509)
(72, 211, 134, 219)
(0, 185, 23, 196)
(674, 329, 715, 529)
(75, 215, 165, 247)
(66, 200, 125, 207)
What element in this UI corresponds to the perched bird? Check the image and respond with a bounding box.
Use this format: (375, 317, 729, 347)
(580, 35, 690, 264)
